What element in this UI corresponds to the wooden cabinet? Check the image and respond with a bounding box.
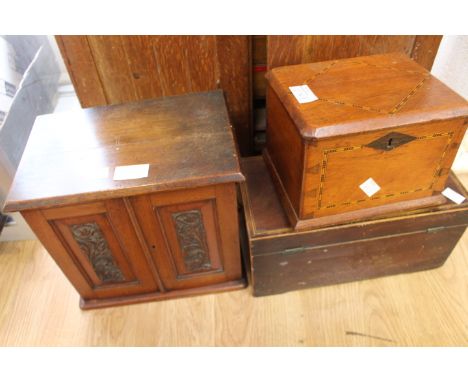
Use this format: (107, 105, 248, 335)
(4, 90, 245, 309)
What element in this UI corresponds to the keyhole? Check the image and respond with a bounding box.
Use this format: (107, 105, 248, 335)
(387, 138, 393, 149)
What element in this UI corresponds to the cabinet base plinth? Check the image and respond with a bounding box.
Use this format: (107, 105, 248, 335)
(79, 278, 247, 310)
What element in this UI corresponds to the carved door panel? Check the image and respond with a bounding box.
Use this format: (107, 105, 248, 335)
(131, 184, 242, 290)
(37, 199, 158, 299)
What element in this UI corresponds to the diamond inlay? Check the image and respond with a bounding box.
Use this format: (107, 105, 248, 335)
(305, 60, 429, 115)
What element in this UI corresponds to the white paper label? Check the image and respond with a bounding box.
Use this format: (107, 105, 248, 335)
(442, 187, 465, 205)
(289, 85, 318, 104)
(113, 164, 149, 180)
(359, 178, 381, 197)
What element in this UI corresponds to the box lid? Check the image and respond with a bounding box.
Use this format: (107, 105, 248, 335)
(266, 53, 468, 140)
(4, 90, 244, 212)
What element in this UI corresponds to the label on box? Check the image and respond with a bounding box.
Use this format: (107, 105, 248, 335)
(442, 187, 465, 205)
(359, 177, 381, 197)
(113, 164, 149, 180)
(289, 85, 318, 104)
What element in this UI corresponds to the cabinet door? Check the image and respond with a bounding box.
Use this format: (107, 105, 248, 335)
(23, 199, 158, 300)
(131, 184, 242, 290)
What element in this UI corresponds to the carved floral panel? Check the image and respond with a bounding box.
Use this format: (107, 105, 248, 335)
(172, 210, 212, 272)
(70, 222, 125, 283)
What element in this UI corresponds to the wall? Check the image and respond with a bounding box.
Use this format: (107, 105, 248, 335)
(431, 35, 468, 173)
(432, 36, 468, 98)
(0, 36, 60, 241)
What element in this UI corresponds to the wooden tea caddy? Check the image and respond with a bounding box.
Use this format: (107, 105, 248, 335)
(265, 53, 468, 230)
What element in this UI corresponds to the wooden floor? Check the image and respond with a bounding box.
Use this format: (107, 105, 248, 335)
(0, 231, 467, 346)
(1, 174, 468, 346)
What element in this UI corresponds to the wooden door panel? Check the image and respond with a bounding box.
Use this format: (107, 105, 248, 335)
(131, 185, 241, 290)
(52, 214, 136, 287)
(39, 199, 158, 299)
(156, 200, 224, 278)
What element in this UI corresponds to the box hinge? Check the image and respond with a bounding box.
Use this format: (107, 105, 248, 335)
(426, 226, 446, 234)
(281, 247, 307, 256)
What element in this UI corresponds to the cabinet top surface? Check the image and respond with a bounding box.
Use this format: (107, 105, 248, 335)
(266, 53, 468, 139)
(4, 90, 244, 212)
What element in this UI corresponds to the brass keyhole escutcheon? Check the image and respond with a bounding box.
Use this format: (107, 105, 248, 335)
(366, 132, 417, 152)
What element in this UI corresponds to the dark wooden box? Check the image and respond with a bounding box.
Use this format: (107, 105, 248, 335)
(265, 53, 468, 230)
(239, 156, 468, 297)
(4, 90, 245, 309)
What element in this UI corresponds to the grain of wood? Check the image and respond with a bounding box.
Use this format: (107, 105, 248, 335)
(1, 225, 468, 345)
(267, 35, 441, 70)
(55, 36, 107, 107)
(87, 36, 138, 104)
(119, 36, 164, 100)
(56, 35, 253, 156)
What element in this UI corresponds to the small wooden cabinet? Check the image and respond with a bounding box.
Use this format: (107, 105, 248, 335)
(4, 90, 245, 309)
